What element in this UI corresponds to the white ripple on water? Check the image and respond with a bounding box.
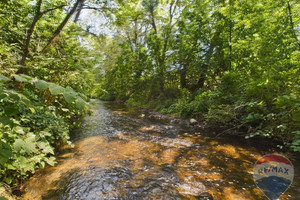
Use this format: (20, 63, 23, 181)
(150, 136, 194, 148)
(176, 181, 206, 196)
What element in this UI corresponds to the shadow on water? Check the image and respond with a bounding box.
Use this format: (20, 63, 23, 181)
(21, 100, 300, 200)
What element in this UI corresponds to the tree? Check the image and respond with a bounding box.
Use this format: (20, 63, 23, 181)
(19, 0, 66, 70)
(42, 0, 85, 53)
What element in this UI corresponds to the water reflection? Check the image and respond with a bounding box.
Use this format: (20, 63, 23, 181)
(21, 101, 299, 200)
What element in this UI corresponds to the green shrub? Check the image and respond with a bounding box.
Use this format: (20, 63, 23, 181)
(0, 74, 89, 185)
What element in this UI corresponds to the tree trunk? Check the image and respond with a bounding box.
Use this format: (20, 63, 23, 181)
(197, 71, 205, 88)
(74, 0, 84, 23)
(18, 0, 66, 73)
(229, 0, 232, 70)
(18, 0, 43, 73)
(180, 65, 187, 89)
(42, 0, 85, 53)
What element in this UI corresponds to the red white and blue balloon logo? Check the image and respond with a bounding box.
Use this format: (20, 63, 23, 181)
(253, 154, 294, 200)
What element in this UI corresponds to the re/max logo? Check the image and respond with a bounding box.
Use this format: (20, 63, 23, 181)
(258, 166, 289, 175)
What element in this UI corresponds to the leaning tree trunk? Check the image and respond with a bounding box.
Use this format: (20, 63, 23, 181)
(20, 0, 42, 67)
(74, 0, 84, 23)
(42, 0, 85, 53)
(18, 0, 66, 73)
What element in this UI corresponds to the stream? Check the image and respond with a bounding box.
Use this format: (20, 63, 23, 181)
(21, 100, 300, 200)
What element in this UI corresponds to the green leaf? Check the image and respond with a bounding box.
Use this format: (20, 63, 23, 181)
(18, 74, 33, 81)
(49, 84, 64, 95)
(0, 93, 8, 100)
(4, 106, 18, 116)
(45, 157, 56, 166)
(75, 97, 86, 110)
(13, 136, 37, 154)
(3, 177, 12, 185)
(79, 93, 89, 101)
(40, 161, 45, 168)
(0, 142, 12, 165)
(15, 126, 25, 134)
(19, 94, 31, 106)
(0, 74, 10, 82)
(9, 93, 20, 101)
(63, 92, 77, 103)
(40, 131, 51, 137)
(38, 142, 54, 154)
(24, 135, 38, 154)
(29, 107, 35, 113)
(35, 80, 50, 91)
(13, 139, 25, 151)
(0, 115, 13, 128)
(7, 164, 16, 170)
(18, 156, 35, 172)
(13, 74, 28, 82)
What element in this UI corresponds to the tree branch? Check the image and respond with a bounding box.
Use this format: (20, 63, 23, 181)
(82, 6, 112, 11)
(42, 0, 85, 53)
(40, 4, 66, 15)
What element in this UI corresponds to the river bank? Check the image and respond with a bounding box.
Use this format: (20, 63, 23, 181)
(118, 100, 298, 157)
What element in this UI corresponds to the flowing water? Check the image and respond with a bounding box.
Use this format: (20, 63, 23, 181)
(21, 100, 300, 200)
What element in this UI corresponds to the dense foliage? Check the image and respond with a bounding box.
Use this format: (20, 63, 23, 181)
(95, 0, 300, 151)
(0, 0, 97, 186)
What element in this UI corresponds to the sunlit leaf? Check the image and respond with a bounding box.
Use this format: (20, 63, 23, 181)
(0, 74, 10, 82)
(35, 80, 50, 91)
(49, 83, 64, 95)
(75, 97, 86, 110)
(45, 156, 56, 166)
(13, 74, 28, 82)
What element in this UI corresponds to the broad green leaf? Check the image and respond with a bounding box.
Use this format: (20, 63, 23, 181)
(13, 139, 26, 151)
(37, 141, 54, 154)
(75, 97, 86, 110)
(24, 135, 38, 153)
(40, 131, 51, 137)
(0, 142, 12, 165)
(49, 84, 64, 95)
(40, 161, 45, 168)
(19, 94, 32, 106)
(0, 93, 7, 100)
(13, 74, 28, 82)
(45, 157, 56, 166)
(3, 177, 12, 185)
(63, 92, 77, 103)
(0, 149, 11, 165)
(0, 115, 13, 128)
(14, 126, 25, 134)
(4, 106, 18, 116)
(35, 80, 50, 91)
(18, 74, 33, 81)
(9, 93, 20, 101)
(0, 74, 10, 82)
(18, 156, 35, 172)
(7, 164, 16, 170)
(13, 137, 37, 154)
(79, 93, 89, 101)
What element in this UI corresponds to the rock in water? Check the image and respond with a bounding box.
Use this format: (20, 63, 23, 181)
(189, 118, 197, 125)
(196, 192, 213, 200)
